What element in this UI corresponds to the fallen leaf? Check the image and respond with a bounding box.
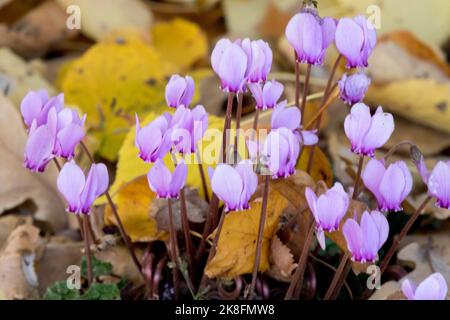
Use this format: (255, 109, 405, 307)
(0, 94, 67, 230)
(297, 146, 334, 186)
(0, 1, 78, 59)
(270, 170, 315, 211)
(266, 235, 297, 282)
(56, 0, 153, 41)
(152, 18, 208, 70)
(205, 189, 289, 279)
(0, 224, 43, 299)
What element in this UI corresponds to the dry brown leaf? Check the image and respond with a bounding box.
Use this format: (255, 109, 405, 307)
(366, 31, 450, 134)
(0, 224, 43, 299)
(0, 1, 78, 59)
(266, 235, 297, 282)
(270, 170, 315, 211)
(0, 94, 67, 231)
(205, 189, 289, 279)
(297, 146, 334, 187)
(56, 0, 153, 41)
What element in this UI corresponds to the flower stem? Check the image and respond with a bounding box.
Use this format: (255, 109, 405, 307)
(285, 220, 315, 300)
(222, 93, 234, 163)
(79, 141, 144, 280)
(382, 140, 416, 162)
(247, 175, 270, 300)
(179, 187, 194, 273)
(379, 195, 433, 275)
(306, 54, 342, 174)
(167, 198, 180, 298)
(196, 149, 210, 203)
(300, 64, 312, 126)
(352, 155, 365, 200)
(195, 195, 218, 261)
(234, 92, 243, 164)
(83, 214, 93, 286)
(323, 252, 351, 300)
(294, 51, 300, 109)
(304, 85, 339, 130)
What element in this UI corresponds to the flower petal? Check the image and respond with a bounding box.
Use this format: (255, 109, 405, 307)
(57, 160, 85, 213)
(211, 164, 243, 211)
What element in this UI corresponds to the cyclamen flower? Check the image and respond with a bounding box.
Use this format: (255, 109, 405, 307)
(335, 15, 377, 68)
(165, 74, 194, 108)
(24, 107, 85, 172)
(338, 73, 371, 105)
(20, 90, 64, 128)
(305, 183, 350, 249)
(402, 273, 448, 300)
(210, 161, 258, 212)
(285, 11, 336, 65)
(135, 113, 172, 163)
(235, 38, 273, 83)
(270, 101, 318, 146)
(169, 105, 208, 154)
(344, 103, 394, 156)
(362, 158, 413, 212)
(415, 160, 450, 210)
(211, 39, 248, 93)
(147, 159, 187, 199)
(57, 160, 109, 215)
(248, 80, 284, 110)
(343, 210, 389, 263)
(261, 127, 300, 179)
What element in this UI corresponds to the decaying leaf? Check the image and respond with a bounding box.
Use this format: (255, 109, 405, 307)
(0, 1, 78, 59)
(0, 224, 43, 299)
(0, 94, 67, 230)
(0, 48, 55, 106)
(270, 170, 315, 211)
(205, 189, 289, 279)
(297, 146, 334, 186)
(366, 31, 450, 134)
(56, 0, 153, 41)
(152, 18, 208, 70)
(266, 235, 297, 282)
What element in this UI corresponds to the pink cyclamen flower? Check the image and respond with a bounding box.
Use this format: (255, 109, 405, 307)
(261, 127, 300, 179)
(165, 74, 194, 108)
(57, 160, 109, 214)
(335, 15, 377, 68)
(343, 210, 389, 263)
(147, 159, 187, 199)
(285, 11, 336, 65)
(402, 273, 448, 300)
(305, 182, 350, 249)
(338, 73, 371, 105)
(210, 161, 258, 212)
(20, 90, 64, 128)
(248, 80, 284, 110)
(344, 103, 394, 156)
(270, 101, 318, 146)
(24, 121, 55, 172)
(169, 105, 208, 154)
(235, 38, 273, 83)
(135, 113, 172, 163)
(211, 38, 248, 93)
(415, 160, 450, 210)
(362, 158, 413, 212)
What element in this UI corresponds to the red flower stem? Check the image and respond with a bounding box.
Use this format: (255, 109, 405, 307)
(379, 195, 433, 275)
(195, 195, 218, 261)
(323, 252, 351, 300)
(79, 141, 144, 281)
(234, 92, 243, 164)
(167, 198, 180, 298)
(247, 175, 270, 300)
(352, 155, 365, 200)
(198, 207, 227, 294)
(83, 214, 93, 286)
(300, 64, 312, 126)
(222, 93, 234, 163)
(285, 220, 315, 300)
(252, 109, 260, 133)
(306, 54, 342, 174)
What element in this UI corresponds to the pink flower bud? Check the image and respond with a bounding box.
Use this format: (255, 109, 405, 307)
(165, 74, 194, 108)
(249, 80, 283, 110)
(338, 73, 371, 105)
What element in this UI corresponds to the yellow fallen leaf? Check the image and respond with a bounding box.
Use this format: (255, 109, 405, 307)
(61, 39, 175, 160)
(56, 0, 153, 41)
(104, 176, 167, 242)
(297, 146, 334, 187)
(205, 189, 289, 279)
(152, 18, 208, 70)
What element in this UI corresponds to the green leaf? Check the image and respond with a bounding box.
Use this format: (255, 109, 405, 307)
(43, 281, 81, 300)
(81, 283, 121, 300)
(81, 256, 113, 278)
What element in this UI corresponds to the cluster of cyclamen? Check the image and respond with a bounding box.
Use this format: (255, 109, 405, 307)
(21, 90, 108, 214)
